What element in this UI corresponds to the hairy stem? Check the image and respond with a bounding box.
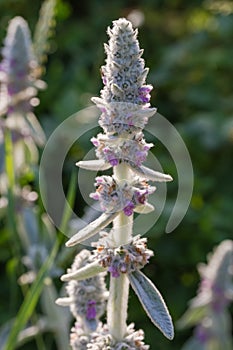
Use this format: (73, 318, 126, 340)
(107, 273, 130, 340)
(107, 163, 133, 340)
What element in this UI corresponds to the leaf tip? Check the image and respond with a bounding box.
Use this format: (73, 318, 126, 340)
(65, 237, 76, 247)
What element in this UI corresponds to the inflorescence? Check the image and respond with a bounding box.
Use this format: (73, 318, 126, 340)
(0, 16, 43, 116)
(178, 239, 233, 349)
(57, 18, 174, 349)
(92, 233, 154, 278)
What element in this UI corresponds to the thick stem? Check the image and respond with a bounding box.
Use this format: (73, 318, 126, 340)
(107, 163, 133, 340)
(107, 273, 130, 340)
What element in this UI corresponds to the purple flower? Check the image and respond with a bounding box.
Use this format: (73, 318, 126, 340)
(86, 300, 97, 320)
(103, 147, 119, 166)
(135, 190, 147, 205)
(90, 192, 100, 201)
(135, 150, 147, 166)
(119, 262, 128, 273)
(138, 85, 153, 104)
(123, 201, 135, 216)
(100, 107, 107, 113)
(108, 265, 120, 278)
(143, 145, 151, 151)
(95, 177, 104, 184)
(91, 137, 100, 147)
(102, 75, 107, 85)
(109, 158, 119, 166)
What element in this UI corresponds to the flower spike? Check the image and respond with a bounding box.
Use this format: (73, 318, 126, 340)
(0, 16, 42, 115)
(56, 250, 108, 333)
(62, 18, 174, 348)
(177, 240, 233, 349)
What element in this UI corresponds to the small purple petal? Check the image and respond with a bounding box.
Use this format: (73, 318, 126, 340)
(123, 201, 135, 216)
(108, 265, 120, 278)
(138, 85, 153, 104)
(139, 86, 153, 94)
(102, 75, 107, 85)
(119, 262, 127, 273)
(91, 137, 99, 147)
(140, 95, 150, 103)
(86, 300, 97, 320)
(109, 158, 119, 166)
(135, 191, 146, 205)
(143, 144, 152, 151)
(95, 177, 104, 184)
(90, 192, 100, 200)
(103, 147, 108, 153)
(128, 120, 134, 126)
(135, 151, 147, 166)
(100, 107, 107, 113)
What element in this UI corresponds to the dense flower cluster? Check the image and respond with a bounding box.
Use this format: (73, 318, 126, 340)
(92, 99, 156, 135)
(90, 19, 158, 217)
(91, 133, 153, 168)
(56, 250, 108, 333)
(97, 19, 153, 107)
(71, 323, 149, 350)
(92, 233, 154, 278)
(90, 175, 155, 216)
(70, 321, 91, 350)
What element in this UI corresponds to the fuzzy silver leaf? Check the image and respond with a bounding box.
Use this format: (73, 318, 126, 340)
(61, 260, 106, 282)
(76, 159, 111, 171)
(128, 270, 174, 340)
(66, 212, 118, 247)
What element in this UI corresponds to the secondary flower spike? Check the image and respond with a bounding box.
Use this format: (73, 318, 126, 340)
(0, 16, 42, 115)
(178, 240, 233, 350)
(56, 250, 108, 333)
(0, 16, 46, 147)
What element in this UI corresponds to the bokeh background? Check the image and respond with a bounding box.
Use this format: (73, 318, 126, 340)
(0, 0, 232, 349)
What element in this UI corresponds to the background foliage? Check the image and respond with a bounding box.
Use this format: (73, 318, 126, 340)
(0, 0, 232, 349)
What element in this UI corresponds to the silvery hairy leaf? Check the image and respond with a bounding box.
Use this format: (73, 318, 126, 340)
(61, 260, 106, 282)
(130, 164, 173, 182)
(76, 159, 111, 171)
(128, 270, 174, 340)
(66, 212, 118, 247)
(134, 202, 155, 214)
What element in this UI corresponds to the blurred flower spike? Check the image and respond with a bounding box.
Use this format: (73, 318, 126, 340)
(178, 239, 233, 350)
(0, 16, 45, 117)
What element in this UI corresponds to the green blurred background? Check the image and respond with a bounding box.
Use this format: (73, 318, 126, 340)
(0, 0, 232, 349)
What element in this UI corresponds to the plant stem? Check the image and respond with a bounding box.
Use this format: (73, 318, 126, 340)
(107, 163, 133, 340)
(107, 273, 130, 340)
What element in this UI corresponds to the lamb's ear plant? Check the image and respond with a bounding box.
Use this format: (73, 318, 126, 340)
(57, 18, 174, 348)
(177, 239, 233, 350)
